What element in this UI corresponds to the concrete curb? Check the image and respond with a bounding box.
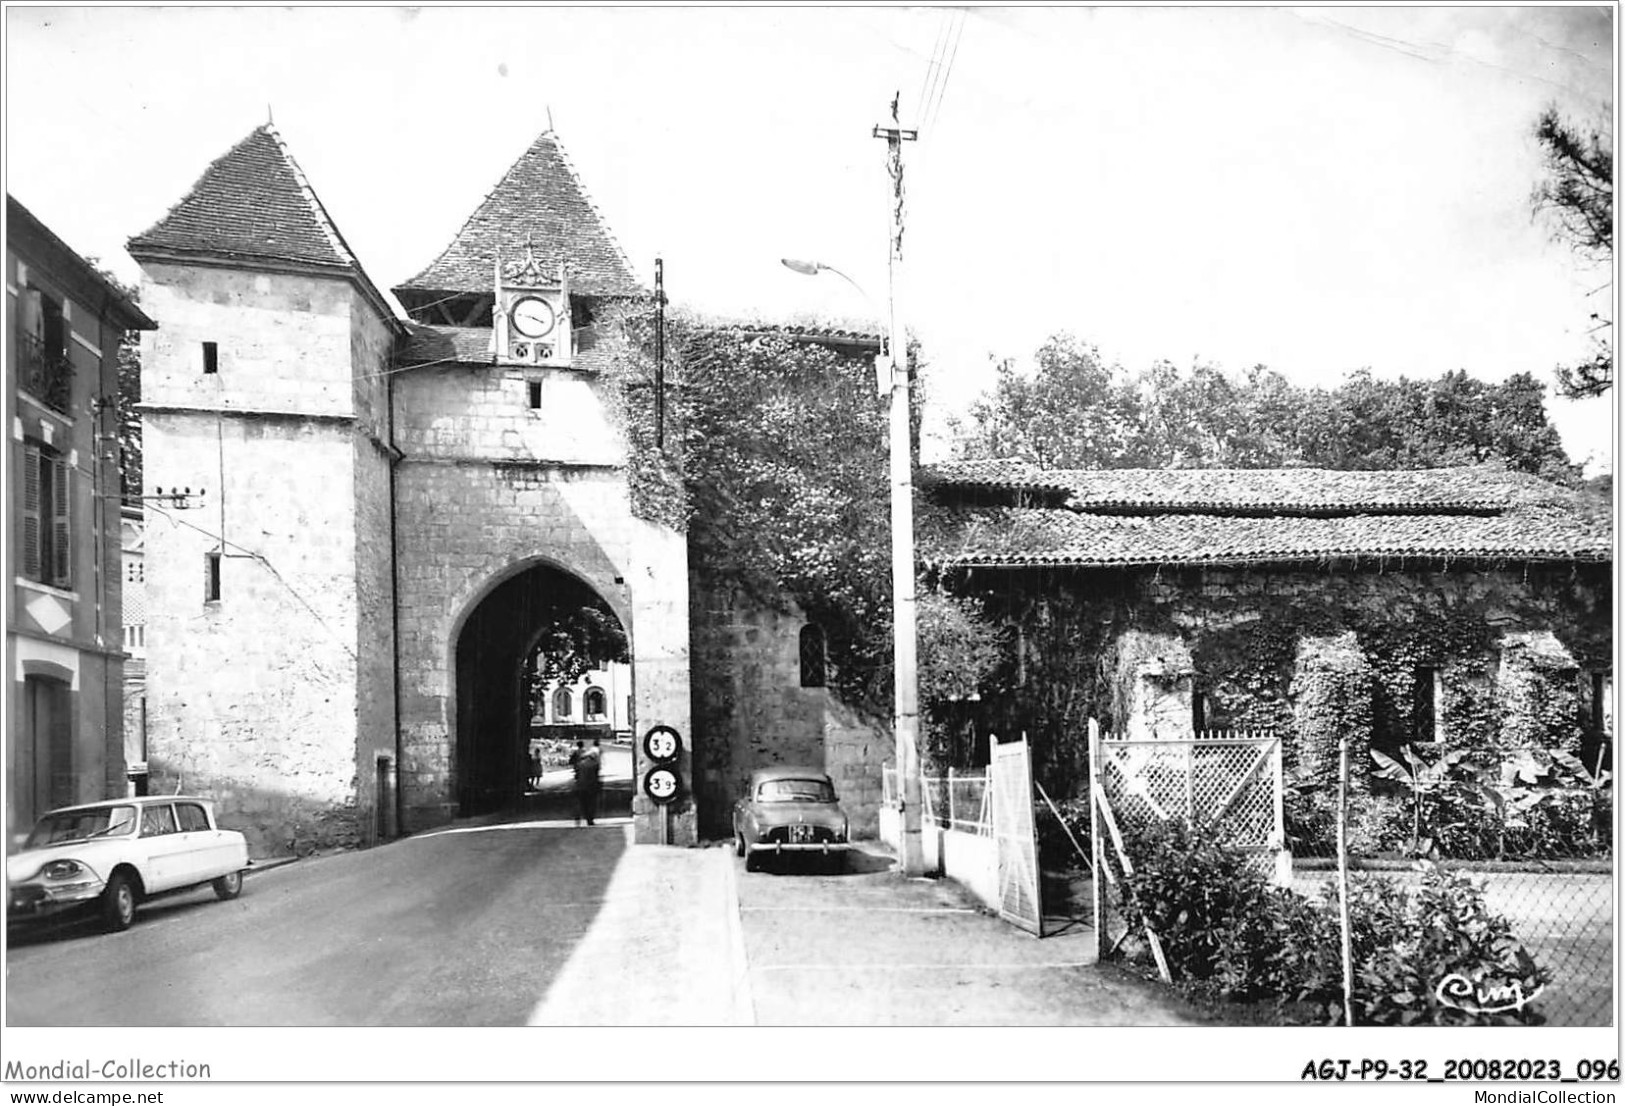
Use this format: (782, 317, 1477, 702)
(719, 845, 757, 1026)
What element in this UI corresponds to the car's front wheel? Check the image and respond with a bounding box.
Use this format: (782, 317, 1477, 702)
(212, 871, 243, 901)
(102, 872, 138, 932)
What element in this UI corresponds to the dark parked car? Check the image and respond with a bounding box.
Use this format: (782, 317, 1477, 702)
(732, 766, 850, 872)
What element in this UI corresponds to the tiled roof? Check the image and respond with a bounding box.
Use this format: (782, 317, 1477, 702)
(923, 460, 1567, 514)
(128, 125, 356, 271)
(396, 323, 617, 373)
(920, 462, 1610, 568)
(397, 131, 641, 298)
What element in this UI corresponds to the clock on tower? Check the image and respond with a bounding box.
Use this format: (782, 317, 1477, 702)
(494, 250, 572, 367)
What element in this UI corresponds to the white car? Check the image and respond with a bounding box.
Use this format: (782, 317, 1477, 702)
(7, 796, 250, 932)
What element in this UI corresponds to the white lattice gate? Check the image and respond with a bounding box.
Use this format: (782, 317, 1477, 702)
(1089, 720, 1286, 961)
(991, 735, 1043, 936)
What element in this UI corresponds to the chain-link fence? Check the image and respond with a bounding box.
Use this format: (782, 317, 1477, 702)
(1088, 721, 1615, 1026)
(1285, 742, 1613, 1027)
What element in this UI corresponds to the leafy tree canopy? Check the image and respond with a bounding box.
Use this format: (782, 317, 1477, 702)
(606, 309, 979, 716)
(959, 336, 1577, 484)
(87, 259, 144, 502)
(1532, 105, 1613, 398)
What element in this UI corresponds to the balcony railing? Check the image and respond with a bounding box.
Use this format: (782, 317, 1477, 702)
(17, 332, 73, 412)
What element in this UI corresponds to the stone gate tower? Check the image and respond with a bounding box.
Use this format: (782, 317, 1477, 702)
(129, 124, 694, 852)
(389, 131, 693, 844)
(128, 125, 402, 855)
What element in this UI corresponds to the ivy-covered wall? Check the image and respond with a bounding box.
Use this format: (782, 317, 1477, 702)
(950, 562, 1611, 798)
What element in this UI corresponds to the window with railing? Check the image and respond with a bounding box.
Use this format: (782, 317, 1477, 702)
(17, 331, 73, 413)
(17, 287, 73, 413)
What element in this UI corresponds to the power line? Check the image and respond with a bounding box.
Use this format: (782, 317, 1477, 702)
(142, 501, 357, 663)
(916, 13, 951, 130)
(924, 10, 966, 138)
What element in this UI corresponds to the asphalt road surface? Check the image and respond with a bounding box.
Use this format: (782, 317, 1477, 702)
(6, 822, 633, 1026)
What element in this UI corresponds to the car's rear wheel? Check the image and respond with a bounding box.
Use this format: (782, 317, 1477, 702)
(102, 872, 138, 932)
(212, 870, 243, 901)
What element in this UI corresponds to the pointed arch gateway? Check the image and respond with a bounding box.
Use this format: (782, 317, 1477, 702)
(452, 560, 629, 818)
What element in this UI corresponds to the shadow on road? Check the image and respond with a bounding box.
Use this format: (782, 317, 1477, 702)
(749, 849, 898, 878)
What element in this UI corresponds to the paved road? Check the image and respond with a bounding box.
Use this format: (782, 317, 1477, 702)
(6, 822, 636, 1026)
(8, 825, 1199, 1027)
(734, 845, 1199, 1026)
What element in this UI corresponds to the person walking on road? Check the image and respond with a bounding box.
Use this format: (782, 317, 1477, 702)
(570, 739, 602, 826)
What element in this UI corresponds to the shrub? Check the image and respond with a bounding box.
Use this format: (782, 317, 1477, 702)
(1116, 822, 1549, 1024)
(1350, 865, 1549, 1026)
(1037, 793, 1092, 870)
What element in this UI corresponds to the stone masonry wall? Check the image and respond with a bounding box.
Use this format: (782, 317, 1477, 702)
(392, 353, 692, 844)
(349, 291, 397, 844)
(136, 264, 381, 856)
(962, 562, 1611, 797)
(689, 579, 888, 839)
(142, 412, 362, 856)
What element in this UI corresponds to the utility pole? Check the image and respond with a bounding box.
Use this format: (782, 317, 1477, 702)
(874, 93, 924, 877)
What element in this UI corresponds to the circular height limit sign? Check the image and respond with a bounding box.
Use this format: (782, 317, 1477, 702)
(642, 725, 682, 763)
(643, 767, 680, 805)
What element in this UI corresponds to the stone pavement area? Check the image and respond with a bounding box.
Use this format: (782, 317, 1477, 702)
(531, 830, 1200, 1026)
(734, 841, 1199, 1026)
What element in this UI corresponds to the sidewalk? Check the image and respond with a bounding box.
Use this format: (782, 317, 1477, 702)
(736, 842, 1200, 1025)
(525, 831, 1200, 1026)
(526, 825, 750, 1025)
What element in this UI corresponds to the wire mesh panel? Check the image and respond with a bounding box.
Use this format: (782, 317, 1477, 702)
(992, 736, 1043, 935)
(1098, 733, 1283, 872)
(1091, 726, 1285, 958)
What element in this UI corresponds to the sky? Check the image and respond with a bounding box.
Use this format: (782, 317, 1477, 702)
(4, 5, 1616, 471)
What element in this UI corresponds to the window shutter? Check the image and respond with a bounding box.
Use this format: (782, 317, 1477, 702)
(22, 445, 41, 580)
(23, 288, 43, 339)
(50, 453, 71, 588)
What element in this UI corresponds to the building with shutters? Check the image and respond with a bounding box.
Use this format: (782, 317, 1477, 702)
(6, 195, 156, 843)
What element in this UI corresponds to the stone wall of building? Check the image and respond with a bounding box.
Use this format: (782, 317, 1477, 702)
(136, 263, 386, 856)
(391, 355, 692, 843)
(349, 291, 398, 844)
(961, 562, 1612, 795)
(141, 411, 363, 855)
(689, 579, 887, 839)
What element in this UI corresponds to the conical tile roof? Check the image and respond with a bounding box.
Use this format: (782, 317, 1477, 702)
(127, 124, 361, 272)
(396, 130, 642, 298)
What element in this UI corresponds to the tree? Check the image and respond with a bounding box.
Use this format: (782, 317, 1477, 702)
(959, 334, 1577, 481)
(87, 260, 145, 501)
(1532, 106, 1613, 398)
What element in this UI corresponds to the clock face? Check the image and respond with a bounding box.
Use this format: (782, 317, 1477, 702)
(509, 296, 556, 339)
(643, 726, 682, 762)
(644, 767, 680, 804)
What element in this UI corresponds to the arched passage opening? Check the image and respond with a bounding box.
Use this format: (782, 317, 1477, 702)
(454, 562, 629, 818)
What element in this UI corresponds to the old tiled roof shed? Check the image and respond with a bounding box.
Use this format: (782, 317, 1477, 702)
(920, 459, 1612, 569)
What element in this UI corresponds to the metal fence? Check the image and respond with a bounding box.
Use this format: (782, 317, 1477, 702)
(1285, 745, 1613, 1028)
(1086, 721, 1615, 1027)
(883, 765, 993, 836)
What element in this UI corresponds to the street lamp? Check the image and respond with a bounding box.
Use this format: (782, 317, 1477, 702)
(780, 256, 925, 877)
